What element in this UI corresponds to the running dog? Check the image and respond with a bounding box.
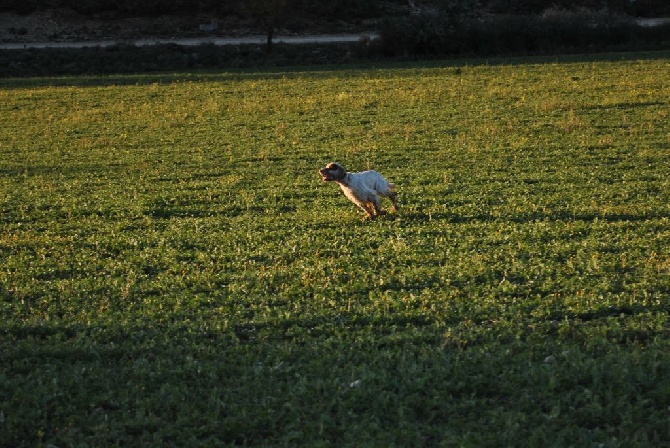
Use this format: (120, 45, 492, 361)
(318, 162, 398, 218)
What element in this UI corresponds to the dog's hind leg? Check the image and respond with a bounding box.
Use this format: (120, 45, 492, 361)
(356, 201, 376, 218)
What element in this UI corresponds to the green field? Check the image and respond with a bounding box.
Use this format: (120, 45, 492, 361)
(1, 52, 670, 446)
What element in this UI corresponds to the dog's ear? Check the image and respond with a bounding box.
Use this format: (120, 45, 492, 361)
(333, 163, 347, 180)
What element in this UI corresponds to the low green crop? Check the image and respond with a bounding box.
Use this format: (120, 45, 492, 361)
(1, 52, 669, 446)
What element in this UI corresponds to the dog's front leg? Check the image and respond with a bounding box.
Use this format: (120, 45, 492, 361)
(360, 202, 376, 218)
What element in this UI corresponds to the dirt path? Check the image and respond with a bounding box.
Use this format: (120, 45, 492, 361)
(0, 33, 378, 50)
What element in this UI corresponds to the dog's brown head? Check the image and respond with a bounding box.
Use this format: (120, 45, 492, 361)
(319, 162, 347, 182)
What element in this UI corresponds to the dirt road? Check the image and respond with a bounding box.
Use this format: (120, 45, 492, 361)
(0, 33, 379, 50)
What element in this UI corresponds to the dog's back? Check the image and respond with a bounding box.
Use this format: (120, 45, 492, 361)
(352, 170, 394, 195)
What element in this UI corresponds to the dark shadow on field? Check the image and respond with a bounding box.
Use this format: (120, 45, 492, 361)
(518, 210, 670, 224)
(582, 101, 666, 111)
(397, 209, 670, 225)
(3, 301, 670, 447)
(2, 315, 443, 445)
(0, 162, 130, 178)
(1, 47, 669, 88)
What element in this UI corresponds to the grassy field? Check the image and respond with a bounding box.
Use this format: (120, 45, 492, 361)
(1, 52, 669, 446)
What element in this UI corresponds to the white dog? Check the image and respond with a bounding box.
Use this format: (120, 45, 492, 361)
(319, 162, 398, 218)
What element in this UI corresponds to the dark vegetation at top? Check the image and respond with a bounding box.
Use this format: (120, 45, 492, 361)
(1, 0, 669, 76)
(2, 0, 670, 20)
